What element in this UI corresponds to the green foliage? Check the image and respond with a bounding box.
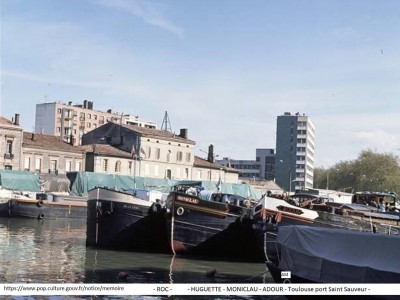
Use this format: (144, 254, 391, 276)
(314, 149, 400, 194)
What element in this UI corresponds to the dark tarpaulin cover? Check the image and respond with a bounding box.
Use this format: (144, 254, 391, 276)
(277, 225, 400, 283)
(39, 173, 70, 192)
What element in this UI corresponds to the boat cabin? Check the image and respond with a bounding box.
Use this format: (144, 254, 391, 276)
(353, 191, 399, 211)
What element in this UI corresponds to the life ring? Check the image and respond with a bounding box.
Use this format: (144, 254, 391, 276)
(176, 207, 184, 216)
(37, 213, 44, 219)
(36, 200, 44, 208)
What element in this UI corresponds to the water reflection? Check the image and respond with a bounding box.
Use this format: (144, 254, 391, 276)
(0, 217, 280, 299)
(85, 248, 272, 284)
(0, 218, 86, 284)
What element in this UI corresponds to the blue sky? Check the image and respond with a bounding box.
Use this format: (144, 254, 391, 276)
(1, 0, 400, 167)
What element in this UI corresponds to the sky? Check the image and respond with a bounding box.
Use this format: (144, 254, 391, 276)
(1, 0, 400, 168)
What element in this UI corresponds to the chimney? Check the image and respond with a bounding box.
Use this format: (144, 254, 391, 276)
(107, 109, 112, 113)
(14, 114, 20, 126)
(31, 133, 36, 141)
(88, 101, 93, 110)
(68, 101, 72, 106)
(83, 100, 88, 109)
(208, 144, 214, 163)
(179, 128, 188, 139)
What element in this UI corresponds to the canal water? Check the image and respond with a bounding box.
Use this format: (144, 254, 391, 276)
(0, 217, 281, 300)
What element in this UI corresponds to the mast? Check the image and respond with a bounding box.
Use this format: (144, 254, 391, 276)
(161, 111, 172, 132)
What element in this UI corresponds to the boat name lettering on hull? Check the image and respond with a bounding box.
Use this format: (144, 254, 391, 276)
(277, 205, 303, 215)
(176, 195, 199, 204)
(123, 204, 141, 211)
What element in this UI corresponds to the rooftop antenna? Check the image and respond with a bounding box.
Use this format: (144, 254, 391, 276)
(161, 111, 172, 132)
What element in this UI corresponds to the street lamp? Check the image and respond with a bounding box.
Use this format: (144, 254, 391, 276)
(326, 168, 340, 190)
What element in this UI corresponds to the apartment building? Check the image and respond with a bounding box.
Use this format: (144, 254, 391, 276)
(35, 100, 156, 146)
(275, 112, 315, 193)
(0, 114, 23, 170)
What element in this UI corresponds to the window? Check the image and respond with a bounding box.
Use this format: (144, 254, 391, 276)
(24, 157, 31, 171)
(66, 160, 72, 172)
(75, 161, 82, 172)
(185, 168, 189, 179)
(115, 161, 121, 173)
(147, 147, 151, 159)
(167, 151, 171, 162)
(87, 113, 91, 119)
(176, 151, 183, 162)
(186, 153, 191, 163)
(5, 165, 12, 170)
(166, 169, 172, 180)
(155, 148, 161, 160)
(103, 159, 108, 172)
(57, 108, 62, 114)
(80, 112, 85, 120)
(35, 158, 41, 173)
(93, 115, 98, 120)
(6, 140, 12, 155)
(49, 160, 57, 174)
(128, 161, 132, 174)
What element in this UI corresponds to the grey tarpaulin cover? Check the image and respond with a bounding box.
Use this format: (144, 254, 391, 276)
(276, 225, 400, 283)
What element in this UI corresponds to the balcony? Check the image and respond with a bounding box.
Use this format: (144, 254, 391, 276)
(4, 153, 14, 159)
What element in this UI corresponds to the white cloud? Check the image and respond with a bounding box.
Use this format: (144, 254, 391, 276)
(91, 0, 184, 38)
(332, 26, 361, 41)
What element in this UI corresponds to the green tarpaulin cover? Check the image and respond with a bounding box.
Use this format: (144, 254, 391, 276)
(67, 172, 261, 199)
(0, 170, 40, 192)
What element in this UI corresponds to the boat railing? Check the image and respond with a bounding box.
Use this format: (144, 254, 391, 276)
(378, 222, 400, 235)
(263, 231, 280, 265)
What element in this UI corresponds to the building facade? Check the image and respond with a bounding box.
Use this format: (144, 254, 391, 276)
(0, 114, 23, 171)
(256, 148, 276, 180)
(275, 112, 315, 193)
(81, 123, 239, 183)
(35, 101, 156, 146)
(193, 156, 239, 183)
(22, 132, 85, 175)
(217, 148, 275, 181)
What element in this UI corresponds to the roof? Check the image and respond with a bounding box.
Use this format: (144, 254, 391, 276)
(242, 179, 282, 191)
(23, 132, 83, 154)
(79, 144, 132, 158)
(120, 123, 196, 145)
(0, 116, 13, 125)
(194, 156, 239, 173)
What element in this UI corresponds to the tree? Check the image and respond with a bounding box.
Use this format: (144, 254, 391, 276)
(314, 149, 400, 194)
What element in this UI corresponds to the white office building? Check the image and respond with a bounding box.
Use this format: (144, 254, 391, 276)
(275, 112, 315, 193)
